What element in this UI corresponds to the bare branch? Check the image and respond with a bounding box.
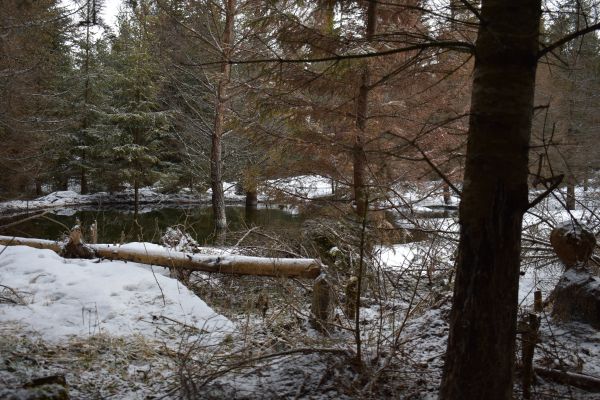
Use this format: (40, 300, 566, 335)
(185, 41, 475, 67)
(538, 22, 600, 59)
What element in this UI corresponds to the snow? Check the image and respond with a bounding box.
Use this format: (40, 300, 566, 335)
(0, 245, 232, 343)
(375, 244, 416, 271)
(265, 175, 334, 199)
(0, 185, 245, 216)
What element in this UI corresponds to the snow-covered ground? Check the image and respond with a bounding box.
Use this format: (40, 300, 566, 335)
(0, 245, 232, 343)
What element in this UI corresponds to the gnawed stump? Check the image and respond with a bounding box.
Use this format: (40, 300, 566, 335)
(550, 222, 596, 269)
(551, 266, 600, 329)
(61, 226, 95, 259)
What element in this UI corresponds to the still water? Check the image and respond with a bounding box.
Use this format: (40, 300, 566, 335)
(3, 205, 302, 245)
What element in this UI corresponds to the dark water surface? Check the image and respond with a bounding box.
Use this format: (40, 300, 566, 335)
(3, 205, 302, 245)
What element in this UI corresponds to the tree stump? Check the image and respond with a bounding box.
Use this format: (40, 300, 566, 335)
(345, 276, 358, 320)
(534, 290, 543, 312)
(62, 226, 95, 259)
(311, 274, 332, 333)
(521, 313, 540, 399)
(549, 221, 596, 269)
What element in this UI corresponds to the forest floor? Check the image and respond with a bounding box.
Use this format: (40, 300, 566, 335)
(1, 177, 600, 399)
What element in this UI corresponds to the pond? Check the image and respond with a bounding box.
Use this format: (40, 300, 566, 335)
(2, 205, 302, 245)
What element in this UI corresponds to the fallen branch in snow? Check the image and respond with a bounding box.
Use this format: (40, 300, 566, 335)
(0, 284, 27, 305)
(534, 367, 600, 392)
(0, 235, 322, 279)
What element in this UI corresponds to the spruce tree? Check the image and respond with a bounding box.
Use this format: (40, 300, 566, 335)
(105, 2, 172, 214)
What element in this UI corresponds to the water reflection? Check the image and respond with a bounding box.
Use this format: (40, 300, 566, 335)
(3, 205, 302, 245)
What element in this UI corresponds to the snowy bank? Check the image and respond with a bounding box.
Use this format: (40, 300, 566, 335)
(0, 246, 232, 343)
(0, 183, 246, 216)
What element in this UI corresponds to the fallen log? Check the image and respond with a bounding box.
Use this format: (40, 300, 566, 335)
(0, 235, 62, 253)
(534, 367, 600, 392)
(0, 235, 322, 279)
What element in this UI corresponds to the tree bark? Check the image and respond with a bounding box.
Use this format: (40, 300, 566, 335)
(439, 1, 541, 399)
(210, 0, 235, 232)
(353, 0, 377, 218)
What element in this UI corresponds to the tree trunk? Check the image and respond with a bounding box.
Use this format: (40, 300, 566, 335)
(80, 153, 88, 195)
(81, 10, 91, 196)
(353, 0, 377, 218)
(566, 175, 576, 210)
(439, 1, 541, 399)
(134, 179, 139, 218)
(210, 0, 235, 232)
(246, 189, 257, 208)
(443, 181, 451, 205)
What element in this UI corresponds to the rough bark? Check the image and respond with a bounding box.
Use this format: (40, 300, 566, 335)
(0, 235, 322, 279)
(210, 0, 235, 232)
(439, 1, 541, 399)
(353, 0, 377, 218)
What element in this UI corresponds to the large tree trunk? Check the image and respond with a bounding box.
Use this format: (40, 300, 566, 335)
(353, 0, 377, 218)
(439, 1, 541, 399)
(210, 0, 235, 232)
